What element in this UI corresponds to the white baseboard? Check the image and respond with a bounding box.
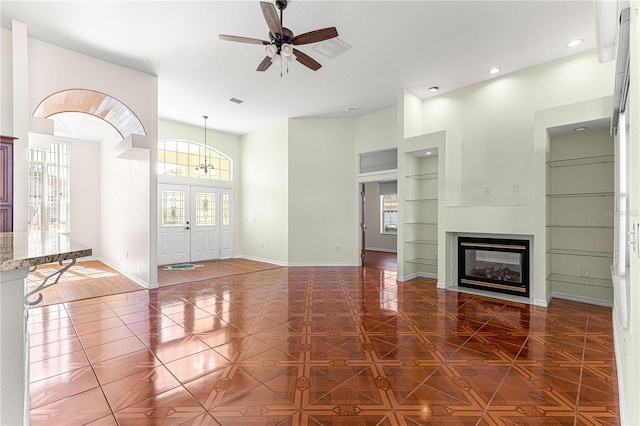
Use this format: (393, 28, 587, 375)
(287, 261, 359, 267)
(612, 320, 628, 425)
(550, 292, 613, 308)
(236, 254, 288, 267)
(98, 258, 150, 289)
(397, 272, 437, 282)
(365, 247, 397, 253)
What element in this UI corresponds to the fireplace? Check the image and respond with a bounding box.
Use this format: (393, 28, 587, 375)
(458, 236, 530, 297)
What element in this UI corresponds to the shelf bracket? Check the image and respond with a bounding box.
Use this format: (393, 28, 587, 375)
(24, 258, 77, 306)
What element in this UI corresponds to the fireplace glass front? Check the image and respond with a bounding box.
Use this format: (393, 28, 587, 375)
(458, 237, 529, 297)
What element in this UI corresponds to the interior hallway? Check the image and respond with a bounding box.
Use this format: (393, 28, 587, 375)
(27, 263, 619, 424)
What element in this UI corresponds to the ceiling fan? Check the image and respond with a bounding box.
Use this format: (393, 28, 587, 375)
(219, 0, 338, 73)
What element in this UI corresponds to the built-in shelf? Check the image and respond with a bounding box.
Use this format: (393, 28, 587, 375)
(546, 134, 614, 304)
(403, 152, 439, 278)
(405, 239, 437, 245)
(546, 154, 614, 168)
(547, 192, 614, 199)
(405, 172, 438, 180)
(547, 248, 613, 258)
(405, 258, 438, 266)
(547, 273, 612, 288)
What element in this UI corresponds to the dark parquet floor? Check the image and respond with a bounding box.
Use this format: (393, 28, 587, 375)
(27, 260, 619, 425)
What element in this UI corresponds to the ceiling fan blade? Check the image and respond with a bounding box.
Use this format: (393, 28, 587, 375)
(257, 56, 273, 72)
(291, 27, 338, 45)
(260, 1, 282, 38)
(219, 34, 270, 45)
(293, 48, 322, 71)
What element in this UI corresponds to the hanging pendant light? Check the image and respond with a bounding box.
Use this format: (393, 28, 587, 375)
(194, 115, 215, 175)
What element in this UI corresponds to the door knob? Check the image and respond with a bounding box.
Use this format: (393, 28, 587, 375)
(185, 226, 190, 230)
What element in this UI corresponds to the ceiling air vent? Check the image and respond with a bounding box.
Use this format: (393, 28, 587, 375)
(312, 38, 351, 59)
(229, 97, 245, 104)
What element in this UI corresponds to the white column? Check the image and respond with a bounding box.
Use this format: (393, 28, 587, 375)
(0, 267, 29, 426)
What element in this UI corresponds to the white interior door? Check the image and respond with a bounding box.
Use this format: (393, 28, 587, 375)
(190, 186, 220, 262)
(158, 184, 191, 265)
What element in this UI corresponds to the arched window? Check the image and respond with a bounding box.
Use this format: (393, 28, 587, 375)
(157, 139, 232, 181)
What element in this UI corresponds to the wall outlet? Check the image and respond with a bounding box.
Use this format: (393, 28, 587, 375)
(336, 246, 341, 252)
(581, 268, 590, 277)
(260, 243, 264, 249)
(512, 184, 519, 193)
(484, 186, 491, 195)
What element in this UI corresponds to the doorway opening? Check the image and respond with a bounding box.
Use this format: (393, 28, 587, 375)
(360, 181, 397, 271)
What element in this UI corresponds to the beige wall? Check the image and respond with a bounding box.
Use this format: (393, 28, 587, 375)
(288, 118, 356, 265)
(240, 121, 289, 264)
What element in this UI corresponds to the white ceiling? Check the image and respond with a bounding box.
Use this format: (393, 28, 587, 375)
(1, 1, 598, 136)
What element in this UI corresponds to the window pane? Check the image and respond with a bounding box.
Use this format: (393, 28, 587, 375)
(157, 139, 232, 181)
(381, 194, 398, 233)
(28, 143, 70, 232)
(222, 193, 231, 226)
(161, 190, 186, 226)
(195, 192, 216, 226)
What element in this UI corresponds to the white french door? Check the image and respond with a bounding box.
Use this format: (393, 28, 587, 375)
(190, 186, 220, 262)
(158, 184, 233, 265)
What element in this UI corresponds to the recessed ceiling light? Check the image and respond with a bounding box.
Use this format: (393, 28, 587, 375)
(229, 97, 244, 104)
(488, 67, 501, 74)
(566, 39, 583, 48)
(345, 107, 356, 113)
(428, 86, 439, 93)
(574, 126, 588, 131)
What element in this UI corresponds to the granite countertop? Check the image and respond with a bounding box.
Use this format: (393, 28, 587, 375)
(0, 232, 92, 272)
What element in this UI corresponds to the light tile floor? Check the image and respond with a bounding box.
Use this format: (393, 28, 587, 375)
(28, 266, 620, 425)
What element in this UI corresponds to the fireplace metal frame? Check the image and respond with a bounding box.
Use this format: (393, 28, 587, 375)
(458, 236, 530, 297)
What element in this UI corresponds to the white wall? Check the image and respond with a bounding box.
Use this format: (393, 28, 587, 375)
(69, 139, 102, 256)
(364, 182, 396, 252)
(0, 29, 13, 136)
(26, 36, 158, 286)
(240, 121, 288, 264)
(354, 106, 397, 154)
(422, 50, 613, 207)
(614, 1, 640, 423)
(403, 50, 615, 304)
(288, 118, 356, 265)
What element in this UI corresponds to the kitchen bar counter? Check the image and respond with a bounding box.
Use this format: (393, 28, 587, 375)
(0, 231, 92, 425)
(0, 231, 92, 271)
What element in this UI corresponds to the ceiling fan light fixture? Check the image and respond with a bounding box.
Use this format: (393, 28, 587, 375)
(281, 43, 294, 57)
(265, 44, 278, 58)
(271, 53, 282, 65)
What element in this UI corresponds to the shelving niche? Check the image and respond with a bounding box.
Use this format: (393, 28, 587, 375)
(546, 131, 614, 302)
(403, 154, 438, 277)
